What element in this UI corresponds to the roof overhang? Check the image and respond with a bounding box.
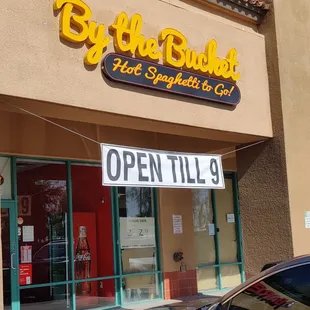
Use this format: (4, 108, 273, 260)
(191, 0, 272, 24)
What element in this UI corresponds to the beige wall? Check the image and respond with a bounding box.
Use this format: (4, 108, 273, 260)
(0, 0, 272, 138)
(272, 0, 310, 257)
(159, 188, 196, 272)
(0, 108, 238, 167)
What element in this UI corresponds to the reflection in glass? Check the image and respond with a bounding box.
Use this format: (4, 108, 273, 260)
(0, 157, 12, 199)
(192, 189, 216, 265)
(20, 285, 70, 310)
(71, 164, 114, 280)
(76, 279, 116, 310)
(119, 187, 153, 217)
(118, 187, 157, 274)
(17, 160, 69, 286)
(122, 274, 159, 303)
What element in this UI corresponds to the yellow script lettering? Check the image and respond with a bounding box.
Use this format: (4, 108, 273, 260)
(145, 66, 157, 80)
(54, 1, 241, 80)
(112, 58, 142, 76)
(159, 28, 186, 68)
(109, 12, 162, 61)
(54, 0, 110, 65)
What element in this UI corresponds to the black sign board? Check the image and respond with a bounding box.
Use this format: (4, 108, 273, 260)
(102, 53, 241, 106)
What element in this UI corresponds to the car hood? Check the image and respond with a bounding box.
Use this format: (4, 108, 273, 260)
(151, 296, 220, 310)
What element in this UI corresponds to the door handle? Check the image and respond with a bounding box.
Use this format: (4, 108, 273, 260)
(11, 253, 16, 270)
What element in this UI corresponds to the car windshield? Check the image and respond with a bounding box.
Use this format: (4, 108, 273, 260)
(264, 264, 310, 306)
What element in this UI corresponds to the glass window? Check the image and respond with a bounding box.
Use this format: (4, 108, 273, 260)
(20, 285, 71, 309)
(228, 264, 310, 309)
(118, 187, 158, 274)
(215, 179, 238, 263)
(264, 264, 310, 306)
(71, 164, 114, 287)
(122, 274, 160, 303)
(221, 265, 242, 289)
(17, 159, 69, 285)
(0, 157, 11, 199)
(197, 268, 217, 291)
(192, 189, 216, 265)
(75, 279, 116, 310)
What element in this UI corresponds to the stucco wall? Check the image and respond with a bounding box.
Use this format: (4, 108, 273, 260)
(0, 0, 272, 138)
(272, 0, 310, 256)
(236, 5, 294, 277)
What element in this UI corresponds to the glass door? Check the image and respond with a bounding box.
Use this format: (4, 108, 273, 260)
(193, 173, 245, 292)
(1, 203, 19, 310)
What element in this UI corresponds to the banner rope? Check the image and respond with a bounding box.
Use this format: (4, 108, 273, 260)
(2, 100, 267, 156)
(221, 140, 267, 157)
(2, 100, 100, 145)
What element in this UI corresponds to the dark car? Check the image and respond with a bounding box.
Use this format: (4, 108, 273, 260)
(152, 255, 310, 310)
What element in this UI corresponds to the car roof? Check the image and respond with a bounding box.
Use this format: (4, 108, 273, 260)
(220, 255, 310, 304)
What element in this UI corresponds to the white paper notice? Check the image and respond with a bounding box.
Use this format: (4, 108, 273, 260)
(305, 211, 310, 229)
(173, 215, 183, 234)
(22, 226, 34, 242)
(226, 213, 235, 223)
(120, 217, 156, 249)
(21, 246, 32, 263)
(208, 223, 215, 236)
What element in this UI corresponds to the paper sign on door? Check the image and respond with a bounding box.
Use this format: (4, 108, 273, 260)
(21, 246, 32, 263)
(19, 264, 32, 285)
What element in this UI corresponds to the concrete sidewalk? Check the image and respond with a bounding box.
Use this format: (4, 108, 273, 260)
(117, 292, 227, 310)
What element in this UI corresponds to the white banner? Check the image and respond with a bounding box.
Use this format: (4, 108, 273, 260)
(101, 143, 224, 189)
(120, 217, 156, 249)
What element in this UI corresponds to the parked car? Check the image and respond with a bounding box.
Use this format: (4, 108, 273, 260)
(153, 255, 310, 310)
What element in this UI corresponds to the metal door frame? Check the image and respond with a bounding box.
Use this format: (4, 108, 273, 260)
(2, 201, 19, 310)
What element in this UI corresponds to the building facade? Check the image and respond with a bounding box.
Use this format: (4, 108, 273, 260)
(1, 0, 309, 309)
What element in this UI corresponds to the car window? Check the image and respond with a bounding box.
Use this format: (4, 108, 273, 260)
(33, 245, 49, 260)
(226, 263, 310, 309)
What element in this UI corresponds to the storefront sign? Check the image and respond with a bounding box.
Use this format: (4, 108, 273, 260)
(103, 54, 240, 105)
(120, 217, 156, 249)
(19, 264, 32, 286)
(53, 1, 241, 82)
(101, 144, 224, 189)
